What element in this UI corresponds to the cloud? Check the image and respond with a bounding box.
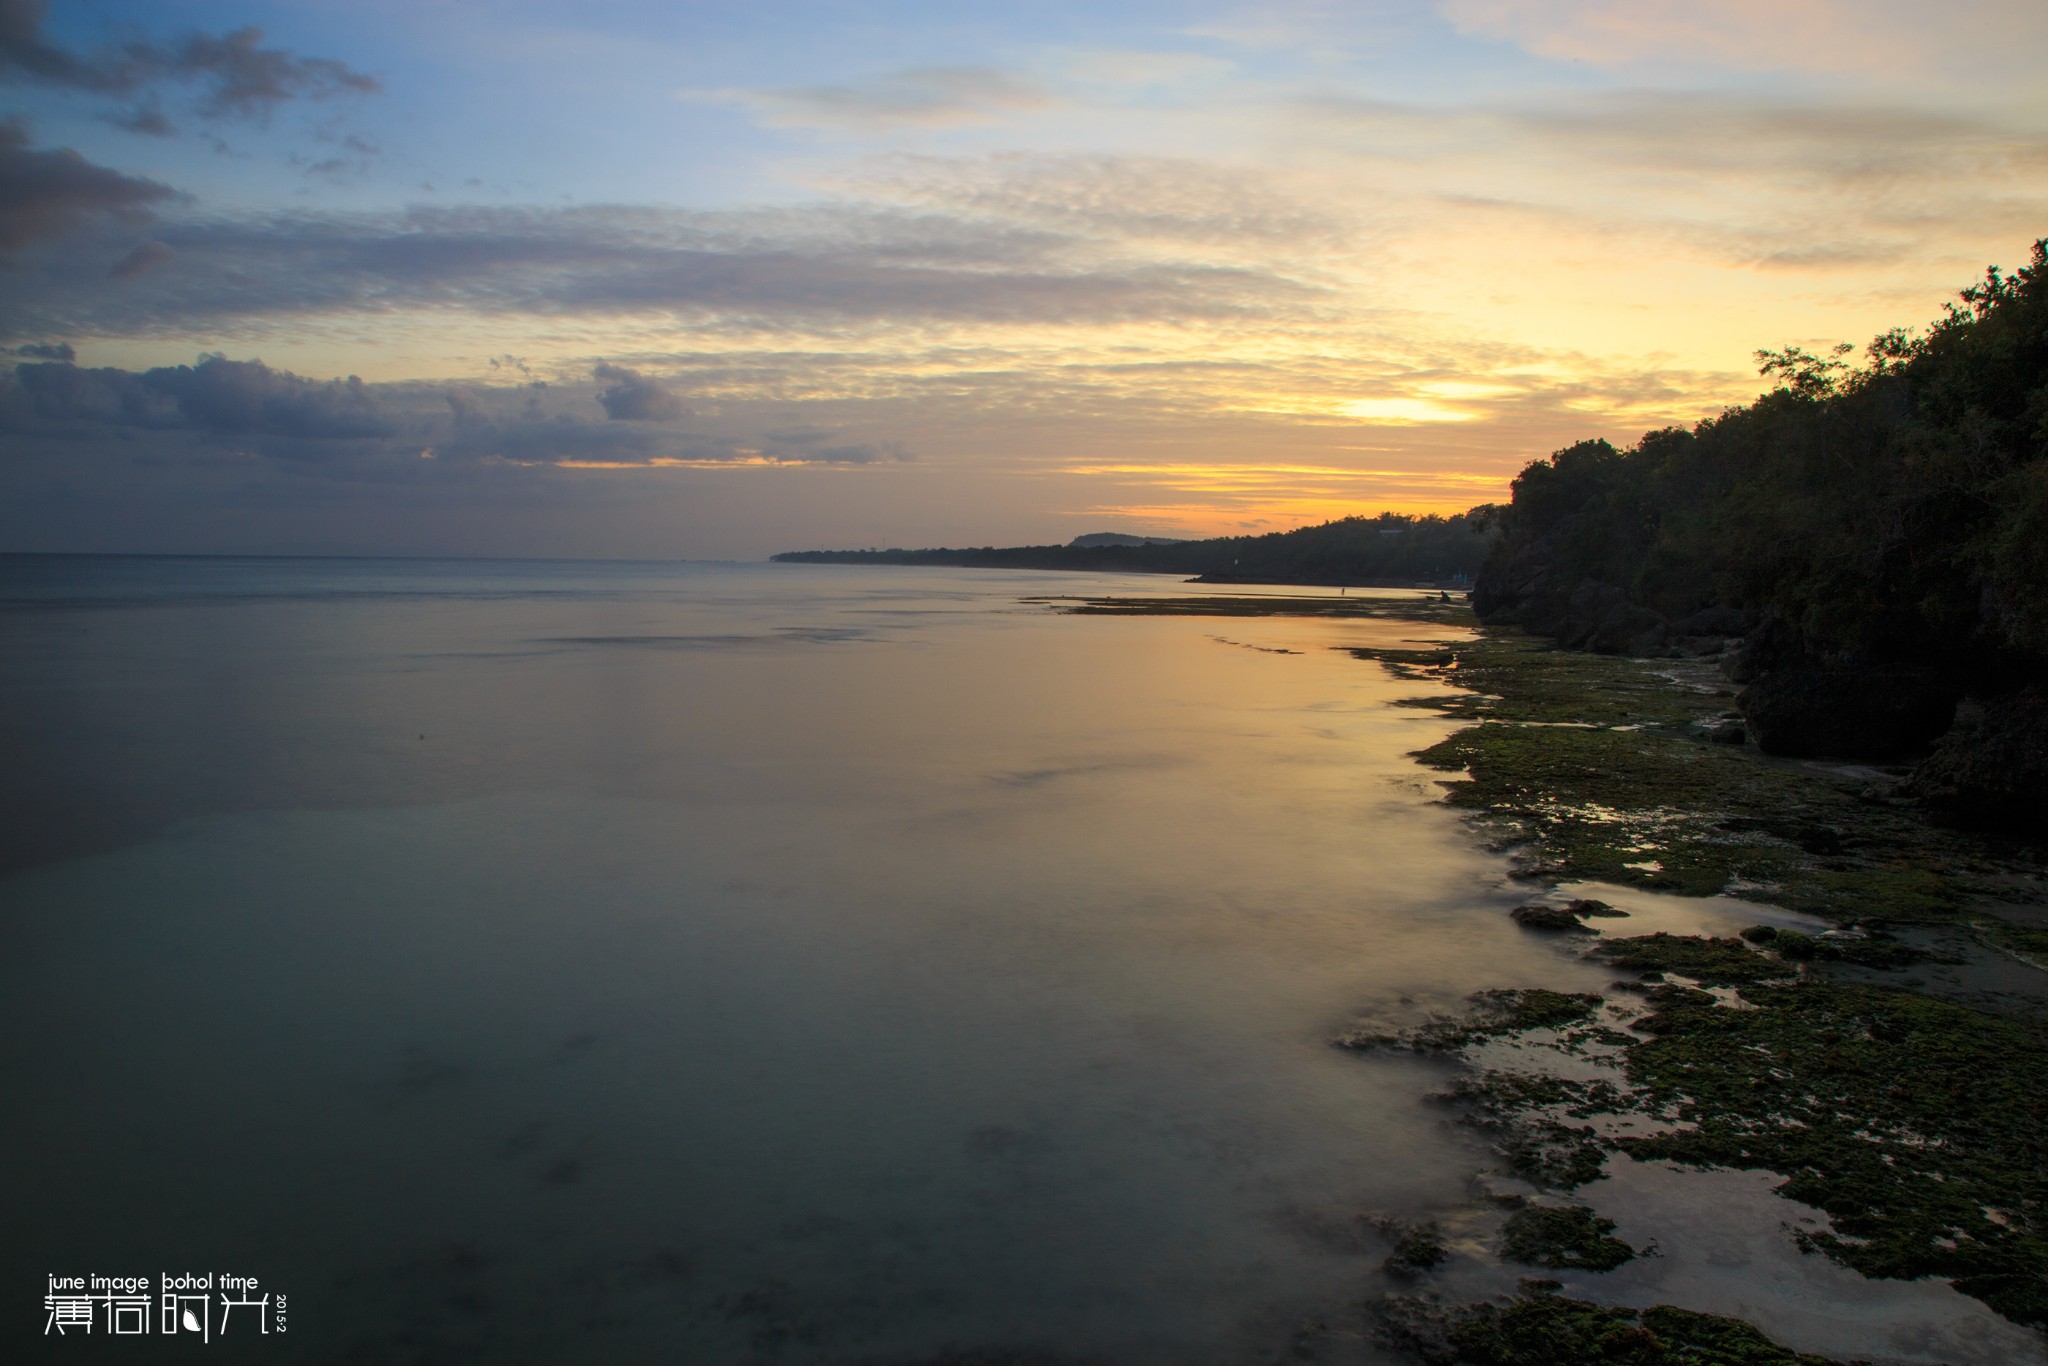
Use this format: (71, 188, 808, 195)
(170, 26, 379, 121)
(0, 0, 379, 123)
(1280, 87, 2048, 272)
(108, 103, 173, 136)
(3, 360, 178, 428)
(0, 3, 378, 254)
(0, 356, 906, 474)
(697, 66, 1052, 130)
(593, 361, 688, 421)
(1435, 0, 2048, 82)
(840, 152, 1348, 251)
(0, 118, 175, 251)
(1053, 48, 1234, 90)
(751, 425, 904, 463)
(428, 386, 904, 468)
(1492, 91, 2044, 181)
(109, 238, 171, 277)
(145, 356, 395, 439)
(7, 341, 72, 360)
(6, 355, 395, 440)
(2, 202, 1324, 338)
(0, 0, 130, 92)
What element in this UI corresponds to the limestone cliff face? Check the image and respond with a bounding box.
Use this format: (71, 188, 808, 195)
(1474, 545, 2042, 814)
(1472, 547, 1961, 764)
(1905, 688, 2048, 827)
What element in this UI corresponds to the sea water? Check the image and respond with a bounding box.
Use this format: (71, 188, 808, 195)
(1, 557, 2031, 1363)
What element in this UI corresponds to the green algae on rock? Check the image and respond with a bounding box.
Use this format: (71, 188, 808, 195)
(1592, 934, 1795, 985)
(1357, 629, 2030, 926)
(1617, 977, 2048, 1328)
(1500, 1204, 1639, 1271)
(1379, 1287, 1851, 1366)
(1511, 898, 1628, 932)
(1034, 592, 2048, 1339)
(1336, 987, 1604, 1053)
(1379, 964, 2048, 1330)
(1974, 918, 2048, 968)
(1382, 1221, 1451, 1278)
(1749, 925, 1935, 969)
(1031, 592, 1478, 625)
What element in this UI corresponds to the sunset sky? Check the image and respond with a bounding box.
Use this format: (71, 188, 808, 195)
(3, 0, 2045, 558)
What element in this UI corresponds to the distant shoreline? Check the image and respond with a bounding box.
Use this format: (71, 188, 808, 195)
(788, 557, 1473, 592)
(769, 512, 1493, 588)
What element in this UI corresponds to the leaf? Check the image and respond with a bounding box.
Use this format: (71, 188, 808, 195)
(182, 1308, 203, 1333)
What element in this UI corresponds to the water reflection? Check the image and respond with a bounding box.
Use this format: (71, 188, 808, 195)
(2, 561, 1620, 1362)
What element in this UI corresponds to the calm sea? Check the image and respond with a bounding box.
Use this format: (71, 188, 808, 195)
(0, 555, 1902, 1363)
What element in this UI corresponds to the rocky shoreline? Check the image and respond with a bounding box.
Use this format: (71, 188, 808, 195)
(1471, 513, 2048, 832)
(1344, 614, 2048, 1363)
(1046, 589, 2048, 1365)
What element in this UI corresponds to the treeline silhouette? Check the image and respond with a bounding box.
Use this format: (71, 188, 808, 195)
(773, 510, 1492, 585)
(1474, 238, 2046, 811)
(777, 239, 2047, 812)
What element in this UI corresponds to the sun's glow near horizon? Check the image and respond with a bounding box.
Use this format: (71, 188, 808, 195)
(2, 0, 2043, 555)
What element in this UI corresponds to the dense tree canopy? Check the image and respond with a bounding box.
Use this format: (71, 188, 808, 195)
(1479, 239, 2048, 693)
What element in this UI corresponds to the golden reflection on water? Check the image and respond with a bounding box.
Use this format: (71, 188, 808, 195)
(0, 563, 1712, 1361)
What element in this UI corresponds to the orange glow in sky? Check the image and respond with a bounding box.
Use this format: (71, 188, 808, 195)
(3, 1, 2044, 555)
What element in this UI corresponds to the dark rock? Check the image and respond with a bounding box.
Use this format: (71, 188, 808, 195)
(1561, 581, 1630, 646)
(1474, 551, 1672, 655)
(1536, 580, 1670, 656)
(1381, 1221, 1449, 1278)
(1737, 666, 1956, 760)
(1905, 687, 2048, 828)
(1720, 815, 1846, 853)
(1587, 605, 1667, 657)
(1702, 719, 1745, 744)
(1471, 538, 1554, 622)
(1722, 615, 1810, 685)
(1672, 635, 1729, 657)
(1512, 904, 1592, 932)
(1510, 899, 1627, 932)
(1672, 605, 1748, 637)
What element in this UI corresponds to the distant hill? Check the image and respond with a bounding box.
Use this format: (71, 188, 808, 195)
(1067, 532, 1187, 548)
(772, 512, 1494, 586)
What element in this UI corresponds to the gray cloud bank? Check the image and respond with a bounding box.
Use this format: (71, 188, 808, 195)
(0, 117, 173, 250)
(593, 360, 689, 421)
(8, 353, 393, 439)
(0, 1, 381, 256)
(0, 354, 903, 470)
(0, 0, 379, 125)
(10, 79, 2040, 340)
(5, 201, 1323, 339)
(709, 65, 1053, 129)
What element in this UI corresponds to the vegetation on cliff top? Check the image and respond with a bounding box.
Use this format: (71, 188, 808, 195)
(1467, 239, 2047, 796)
(1476, 239, 2047, 683)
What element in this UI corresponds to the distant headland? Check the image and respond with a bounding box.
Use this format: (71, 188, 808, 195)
(771, 512, 1490, 588)
(779, 239, 2048, 822)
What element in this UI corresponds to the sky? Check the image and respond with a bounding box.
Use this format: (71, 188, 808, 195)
(2, 0, 2044, 559)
